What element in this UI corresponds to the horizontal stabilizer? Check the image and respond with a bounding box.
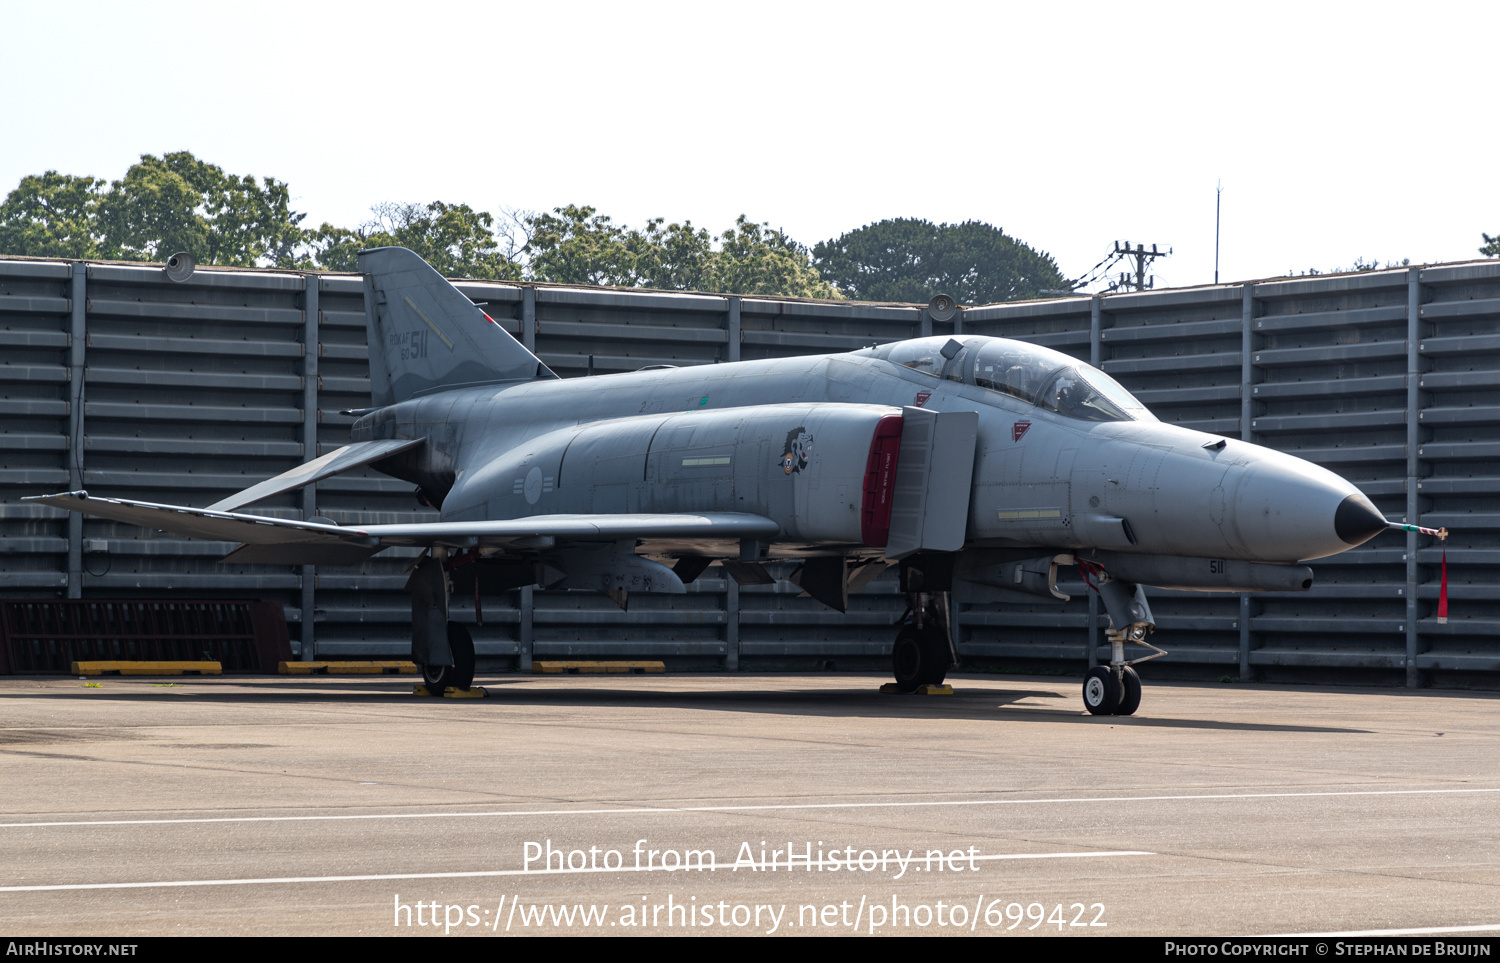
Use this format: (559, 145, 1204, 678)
(24, 492, 369, 547)
(206, 438, 424, 512)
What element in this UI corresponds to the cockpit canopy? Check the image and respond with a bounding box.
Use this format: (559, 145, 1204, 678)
(864, 336, 1155, 423)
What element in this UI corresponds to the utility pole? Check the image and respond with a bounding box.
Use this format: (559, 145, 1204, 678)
(1113, 240, 1171, 291)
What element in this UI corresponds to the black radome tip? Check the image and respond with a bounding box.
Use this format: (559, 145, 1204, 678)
(1335, 494, 1388, 545)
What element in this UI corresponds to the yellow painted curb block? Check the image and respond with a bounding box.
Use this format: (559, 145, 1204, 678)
(72, 661, 221, 677)
(878, 682, 954, 695)
(280, 661, 417, 675)
(411, 684, 487, 698)
(534, 661, 664, 674)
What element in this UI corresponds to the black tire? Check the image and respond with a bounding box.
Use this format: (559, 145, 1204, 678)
(420, 660, 448, 695)
(1115, 665, 1142, 716)
(1083, 665, 1121, 715)
(422, 623, 476, 695)
(917, 625, 951, 687)
(891, 628, 925, 693)
(892, 625, 951, 691)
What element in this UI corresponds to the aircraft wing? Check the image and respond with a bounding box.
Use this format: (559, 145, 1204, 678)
(23, 491, 780, 565)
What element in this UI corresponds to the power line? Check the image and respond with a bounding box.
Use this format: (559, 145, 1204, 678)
(1070, 249, 1126, 291)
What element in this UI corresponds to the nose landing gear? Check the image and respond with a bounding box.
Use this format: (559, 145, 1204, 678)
(1083, 665, 1120, 714)
(1083, 659, 1144, 716)
(1084, 619, 1164, 716)
(1082, 575, 1166, 716)
(1117, 663, 1142, 715)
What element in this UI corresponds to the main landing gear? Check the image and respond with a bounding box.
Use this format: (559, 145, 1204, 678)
(1081, 573, 1166, 716)
(422, 623, 475, 694)
(408, 549, 478, 695)
(891, 618, 951, 692)
(890, 558, 956, 693)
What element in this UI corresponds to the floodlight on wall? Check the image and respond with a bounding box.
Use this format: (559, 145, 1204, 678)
(165, 252, 196, 283)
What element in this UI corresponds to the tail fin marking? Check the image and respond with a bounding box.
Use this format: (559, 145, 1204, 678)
(358, 247, 555, 406)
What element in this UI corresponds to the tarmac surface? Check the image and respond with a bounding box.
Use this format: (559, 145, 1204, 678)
(1, 671, 1498, 937)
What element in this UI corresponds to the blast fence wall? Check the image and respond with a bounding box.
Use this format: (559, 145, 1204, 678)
(3, 256, 1497, 683)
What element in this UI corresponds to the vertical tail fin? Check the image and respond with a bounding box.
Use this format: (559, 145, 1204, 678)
(358, 247, 555, 406)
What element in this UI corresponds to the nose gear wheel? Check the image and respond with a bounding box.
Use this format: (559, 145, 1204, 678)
(1083, 665, 1120, 715)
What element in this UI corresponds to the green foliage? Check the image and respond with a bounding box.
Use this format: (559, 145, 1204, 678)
(98, 153, 212, 262)
(520, 206, 840, 298)
(705, 216, 840, 299)
(100, 152, 306, 267)
(0, 172, 108, 259)
(520, 205, 634, 286)
(812, 218, 1068, 305)
(1482, 233, 1500, 257)
(1288, 256, 1411, 277)
(628, 217, 714, 290)
(307, 202, 521, 280)
(1, 154, 852, 299)
(0, 152, 306, 267)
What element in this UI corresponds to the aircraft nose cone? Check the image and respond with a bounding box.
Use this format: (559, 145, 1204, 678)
(1220, 449, 1384, 562)
(1334, 493, 1387, 546)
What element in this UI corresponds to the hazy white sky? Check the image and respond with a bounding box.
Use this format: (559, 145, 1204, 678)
(3, 1, 1495, 292)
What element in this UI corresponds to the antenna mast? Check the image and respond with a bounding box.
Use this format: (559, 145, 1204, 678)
(1215, 180, 1222, 285)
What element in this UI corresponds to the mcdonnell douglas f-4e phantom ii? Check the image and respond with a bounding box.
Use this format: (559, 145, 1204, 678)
(28, 247, 1401, 714)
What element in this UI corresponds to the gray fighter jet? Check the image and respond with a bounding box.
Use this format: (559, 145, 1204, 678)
(27, 248, 1397, 714)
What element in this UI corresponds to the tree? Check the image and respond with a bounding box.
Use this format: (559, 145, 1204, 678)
(519, 206, 841, 298)
(307, 201, 520, 279)
(703, 216, 840, 298)
(0, 160, 841, 299)
(98, 152, 307, 267)
(0, 153, 308, 267)
(812, 218, 1068, 305)
(518, 204, 635, 286)
(1482, 233, 1500, 257)
(0, 172, 109, 259)
(627, 217, 716, 290)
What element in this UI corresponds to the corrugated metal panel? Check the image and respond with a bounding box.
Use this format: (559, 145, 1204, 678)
(0, 262, 72, 592)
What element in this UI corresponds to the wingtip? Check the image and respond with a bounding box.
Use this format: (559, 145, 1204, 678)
(22, 490, 88, 503)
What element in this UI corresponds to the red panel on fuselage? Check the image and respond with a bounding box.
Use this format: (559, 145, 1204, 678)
(860, 415, 904, 547)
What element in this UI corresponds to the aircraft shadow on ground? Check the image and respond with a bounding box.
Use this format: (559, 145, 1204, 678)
(7, 677, 1373, 734)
